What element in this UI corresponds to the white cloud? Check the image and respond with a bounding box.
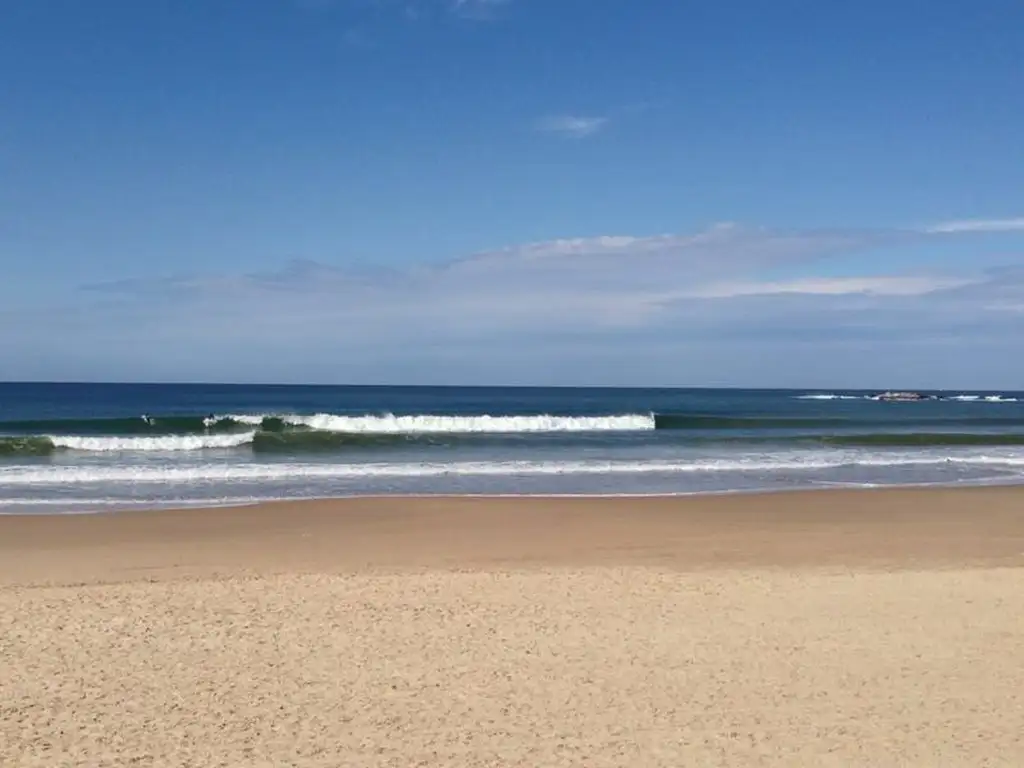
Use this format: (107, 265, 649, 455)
(924, 217, 1024, 234)
(534, 115, 608, 139)
(84, 223, 892, 334)
(10, 217, 1024, 385)
(688, 275, 978, 299)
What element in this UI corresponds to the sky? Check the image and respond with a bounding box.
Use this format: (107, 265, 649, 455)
(2, 0, 1024, 388)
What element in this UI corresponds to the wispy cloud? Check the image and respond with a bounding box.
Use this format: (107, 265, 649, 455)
(924, 217, 1024, 234)
(534, 115, 609, 139)
(79, 219, 1016, 330)
(11, 216, 1024, 385)
(688, 275, 979, 299)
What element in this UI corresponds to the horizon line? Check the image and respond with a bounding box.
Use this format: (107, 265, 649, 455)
(0, 381, 1020, 393)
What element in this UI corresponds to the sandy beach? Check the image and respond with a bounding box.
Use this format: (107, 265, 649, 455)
(3, 487, 1024, 766)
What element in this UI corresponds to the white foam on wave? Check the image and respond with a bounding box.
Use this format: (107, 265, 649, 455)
(274, 413, 656, 433)
(226, 414, 268, 425)
(48, 433, 257, 452)
(948, 395, 1020, 403)
(4, 452, 1024, 485)
(797, 393, 1021, 403)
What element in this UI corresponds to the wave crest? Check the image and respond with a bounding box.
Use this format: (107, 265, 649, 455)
(280, 413, 655, 433)
(49, 433, 256, 452)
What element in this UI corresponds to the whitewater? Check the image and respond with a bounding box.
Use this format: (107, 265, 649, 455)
(3, 383, 1024, 513)
(9, 413, 657, 454)
(276, 412, 655, 433)
(4, 451, 1024, 485)
(48, 433, 258, 452)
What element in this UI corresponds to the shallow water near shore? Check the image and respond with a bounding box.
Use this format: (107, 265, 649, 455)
(2, 382, 1024, 513)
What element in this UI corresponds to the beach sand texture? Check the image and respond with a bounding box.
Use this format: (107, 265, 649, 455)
(3, 488, 1024, 767)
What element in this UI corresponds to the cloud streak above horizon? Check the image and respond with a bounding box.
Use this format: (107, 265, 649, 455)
(8, 215, 1024, 386)
(533, 115, 608, 138)
(924, 217, 1024, 234)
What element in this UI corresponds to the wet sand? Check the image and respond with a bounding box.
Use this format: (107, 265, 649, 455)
(2, 488, 1024, 766)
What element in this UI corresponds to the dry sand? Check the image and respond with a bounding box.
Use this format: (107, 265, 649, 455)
(2, 488, 1024, 766)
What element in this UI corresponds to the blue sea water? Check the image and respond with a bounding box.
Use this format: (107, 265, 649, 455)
(1, 382, 1024, 513)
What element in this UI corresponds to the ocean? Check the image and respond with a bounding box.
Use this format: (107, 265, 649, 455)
(1, 382, 1023, 513)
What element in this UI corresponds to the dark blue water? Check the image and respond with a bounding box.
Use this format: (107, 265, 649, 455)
(2, 382, 1023, 513)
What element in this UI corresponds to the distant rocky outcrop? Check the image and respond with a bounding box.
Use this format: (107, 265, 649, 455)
(870, 391, 934, 402)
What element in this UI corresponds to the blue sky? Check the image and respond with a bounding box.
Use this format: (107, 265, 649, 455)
(3, 0, 1024, 387)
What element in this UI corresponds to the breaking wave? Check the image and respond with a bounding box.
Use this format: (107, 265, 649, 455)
(0, 413, 655, 455)
(796, 392, 1020, 403)
(0, 433, 257, 455)
(0, 412, 654, 436)
(277, 413, 655, 433)
(0, 415, 254, 435)
(49, 434, 257, 452)
(5, 426, 1024, 456)
(947, 395, 1020, 403)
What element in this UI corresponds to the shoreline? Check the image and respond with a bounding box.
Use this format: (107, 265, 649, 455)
(5, 485, 1024, 764)
(4, 475, 1024, 518)
(3, 485, 1024, 586)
